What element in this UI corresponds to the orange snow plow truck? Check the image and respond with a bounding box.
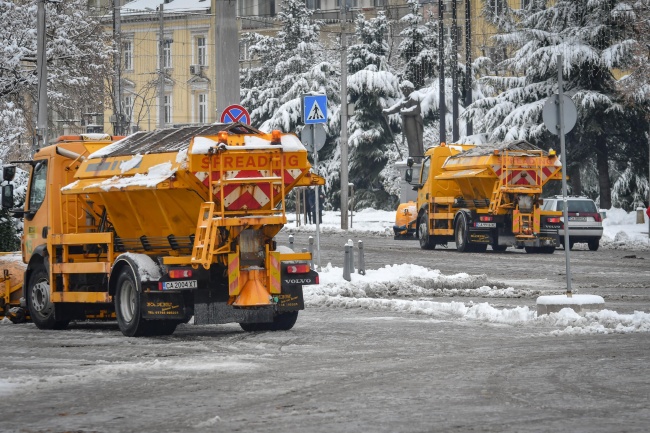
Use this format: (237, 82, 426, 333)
(403, 140, 563, 253)
(1, 125, 323, 336)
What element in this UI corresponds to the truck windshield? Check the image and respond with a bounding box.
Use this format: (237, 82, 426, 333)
(28, 161, 47, 212)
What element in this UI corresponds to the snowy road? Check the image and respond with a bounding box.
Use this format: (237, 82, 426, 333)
(1, 230, 650, 432)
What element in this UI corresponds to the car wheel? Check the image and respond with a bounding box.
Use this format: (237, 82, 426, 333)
(27, 266, 70, 330)
(588, 239, 599, 251)
(418, 210, 436, 250)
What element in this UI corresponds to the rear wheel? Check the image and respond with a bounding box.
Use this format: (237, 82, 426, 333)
(588, 239, 599, 251)
(455, 214, 470, 252)
(418, 210, 436, 250)
(525, 247, 539, 254)
(115, 266, 149, 337)
(240, 311, 299, 332)
(540, 246, 556, 254)
(27, 266, 70, 330)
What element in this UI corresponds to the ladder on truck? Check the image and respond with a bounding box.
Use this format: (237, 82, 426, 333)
(489, 149, 544, 237)
(191, 148, 288, 269)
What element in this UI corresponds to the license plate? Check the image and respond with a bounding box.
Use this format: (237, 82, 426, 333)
(162, 280, 197, 290)
(569, 217, 586, 221)
(475, 222, 496, 228)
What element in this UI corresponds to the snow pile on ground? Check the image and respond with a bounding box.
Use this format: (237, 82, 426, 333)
(307, 264, 650, 335)
(601, 207, 650, 250)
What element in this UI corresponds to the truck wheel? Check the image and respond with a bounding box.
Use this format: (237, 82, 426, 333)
(240, 311, 299, 332)
(492, 244, 507, 252)
(540, 246, 556, 254)
(418, 211, 436, 250)
(455, 214, 470, 252)
(115, 267, 149, 337)
(588, 239, 599, 251)
(27, 266, 70, 330)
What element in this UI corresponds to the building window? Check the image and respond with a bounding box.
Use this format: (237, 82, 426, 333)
(123, 40, 133, 70)
(123, 95, 133, 123)
(198, 93, 207, 124)
(489, 0, 505, 15)
(197, 36, 207, 66)
(306, 0, 320, 9)
(336, 0, 358, 7)
(161, 39, 172, 69)
(164, 94, 172, 125)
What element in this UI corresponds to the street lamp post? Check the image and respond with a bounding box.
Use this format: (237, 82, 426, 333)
(158, 3, 165, 129)
(35, 0, 47, 155)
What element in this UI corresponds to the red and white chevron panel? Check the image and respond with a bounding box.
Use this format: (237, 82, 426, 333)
(195, 168, 303, 210)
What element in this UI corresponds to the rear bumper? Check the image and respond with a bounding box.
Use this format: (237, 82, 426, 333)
(558, 227, 603, 241)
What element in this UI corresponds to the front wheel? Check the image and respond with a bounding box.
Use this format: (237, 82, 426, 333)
(115, 266, 148, 337)
(240, 311, 299, 332)
(418, 210, 436, 250)
(27, 266, 69, 330)
(455, 214, 470, 252)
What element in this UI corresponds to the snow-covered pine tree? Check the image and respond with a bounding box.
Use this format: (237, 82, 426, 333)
(467, 0, 647, 208)
(240, 0, 339, 133)
(397, 0, 438, 90)
(346, 12, 402, 210)
(0, 0, 111, 161)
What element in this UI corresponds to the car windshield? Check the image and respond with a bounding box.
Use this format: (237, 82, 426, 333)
(557, 200, 598, 213)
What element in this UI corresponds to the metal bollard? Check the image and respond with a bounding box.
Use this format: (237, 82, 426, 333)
(289, 234, 294, 250)
(358, 240, 366, 275)
(347, 239, 355, 274)
(308, 236, 314, 269)
(343, 244, 351, 281)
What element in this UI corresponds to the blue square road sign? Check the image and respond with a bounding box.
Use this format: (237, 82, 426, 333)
(302, 95, 328, 125)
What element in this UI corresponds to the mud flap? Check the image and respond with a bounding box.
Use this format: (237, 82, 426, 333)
(276, 284, 304, 312)
(141, 292, 186, 319)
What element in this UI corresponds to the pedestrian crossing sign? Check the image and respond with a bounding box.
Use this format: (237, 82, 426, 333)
(302, 94, 327, 125)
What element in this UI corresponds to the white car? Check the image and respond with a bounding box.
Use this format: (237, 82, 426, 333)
(542, 196, 603, 251)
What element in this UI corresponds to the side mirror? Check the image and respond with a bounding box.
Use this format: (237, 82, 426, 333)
(2, 184, 14, 209)
(3, 165, 16, 182)
(405, 168, 413, 183)
(406, 157, 414, 168)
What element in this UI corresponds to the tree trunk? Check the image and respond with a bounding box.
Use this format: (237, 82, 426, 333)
(596, 135, 612, 209)
(567, 163, 581, 196)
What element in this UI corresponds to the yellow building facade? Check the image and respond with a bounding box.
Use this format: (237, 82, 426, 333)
(104, 0, 216, 134)
(104, 0, 520, 135)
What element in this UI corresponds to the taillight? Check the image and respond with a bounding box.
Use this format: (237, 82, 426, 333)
(547, 217, 561, 223)
(479, 216, 493, 222)
(287, 264, 310, 274)
(169, 269, 192, 279)
(593, 213, 602, 222)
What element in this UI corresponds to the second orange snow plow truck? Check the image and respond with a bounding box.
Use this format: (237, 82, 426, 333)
(404, 140, 563, 253)
(2, 124, 323, 336)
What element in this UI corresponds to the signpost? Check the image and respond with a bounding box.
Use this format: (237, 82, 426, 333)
(301, 94, 328, 270)
(300, 124, 326, 153)
(543, 54, 578, 296)
(220, 104, 251, 125)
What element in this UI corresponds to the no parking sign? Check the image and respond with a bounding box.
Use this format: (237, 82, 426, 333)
(220, 104, 251, 125)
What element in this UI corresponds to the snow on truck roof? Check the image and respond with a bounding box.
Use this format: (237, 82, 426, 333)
(87, 123, 304, 159)
(452, 140, 548, 158)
